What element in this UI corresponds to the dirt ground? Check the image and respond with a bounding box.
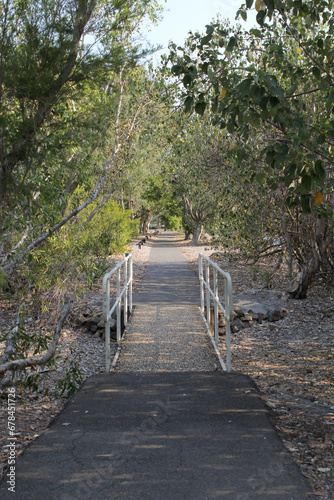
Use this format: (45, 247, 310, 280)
(1, 232, 333, 499)
(176, 235, 334, 500)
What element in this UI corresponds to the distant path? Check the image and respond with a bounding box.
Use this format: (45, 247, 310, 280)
(115, 231, 220, 371)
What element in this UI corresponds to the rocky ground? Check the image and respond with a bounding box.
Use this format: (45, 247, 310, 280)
(0, 234, 154, 480)
(176, 235, 334, 500)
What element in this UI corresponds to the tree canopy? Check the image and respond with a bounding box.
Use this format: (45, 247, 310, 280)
(1, 0, 333, 389)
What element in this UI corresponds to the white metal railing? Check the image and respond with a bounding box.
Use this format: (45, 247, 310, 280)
(198, 254, 233, 372)
(103, 254, 133, 371)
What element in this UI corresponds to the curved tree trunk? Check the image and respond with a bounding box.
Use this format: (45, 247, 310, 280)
(287, 256, 320, 299)
(287, 218, 333, 299)
(191, 224, 203, 245)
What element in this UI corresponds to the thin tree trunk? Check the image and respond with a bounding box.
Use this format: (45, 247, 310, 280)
(0, 298, 72, 376)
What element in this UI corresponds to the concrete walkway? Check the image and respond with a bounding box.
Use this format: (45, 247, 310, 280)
(0, 232, 313, 499)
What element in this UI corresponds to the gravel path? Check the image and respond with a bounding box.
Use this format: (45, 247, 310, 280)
(115, 232, 220, 372)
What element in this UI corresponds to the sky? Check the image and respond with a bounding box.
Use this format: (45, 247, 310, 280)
(144, 0, 257, 64)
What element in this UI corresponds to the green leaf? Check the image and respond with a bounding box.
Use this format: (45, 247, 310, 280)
(201, 32, 213, 46)
(195, 101, 206, 115)
(226, 36, 237, 52)
(312, 66, 321, 79)
(250, 112, 260, 126)
(201, 62, 209, 74)
(171, 65, 183, 76)
(297, 174, 312, 194)
(235, 78, 252, 97)
(255, 172, 266, 184)
(327, 129, 334, 141)
(183, 74, 192, 87)
(239, 10, 247, 21)
(227, 120, 235, 133)
(256, 10, 266, 26)
(326, 90, 334, 109)
(250, 28, 263, 37)
(264, 0, 275, 12)
(246, 0, 254, 8)
(184, 96, 194, 111)
(314, 160, 326, 181)
(301, 195, 312, 213)
(272, 84, 285, 98)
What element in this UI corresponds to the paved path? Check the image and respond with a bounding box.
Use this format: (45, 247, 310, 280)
(115, 232, 219, 371)
(0, 232, 313, 499)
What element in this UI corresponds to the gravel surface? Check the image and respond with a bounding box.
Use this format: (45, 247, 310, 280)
(116, 304, 220, 372)
(116, 231, 220, 372)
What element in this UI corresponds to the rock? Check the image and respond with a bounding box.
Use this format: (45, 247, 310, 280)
(97, 318, 105, 329)
(242, 313, 253, 322)
(90, 324, 98, 334)
(267, 309, 282, 322)
(218, 317, 226, 328)
(233, 317, 244, 331)
(233, 289, 288, 325)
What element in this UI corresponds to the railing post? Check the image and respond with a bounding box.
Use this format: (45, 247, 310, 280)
(213, 268, 219, 345)
(226, 276, 233, 372)
(116, 267, 121, 344)
(103, 276, 111, 372)
(206, 260, 210, 326)
(199, 254, 204, 313)
(124, 259, 128, 326)
(129, 255, 133, 314)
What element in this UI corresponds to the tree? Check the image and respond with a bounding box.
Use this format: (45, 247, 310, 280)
(0, 0, 164, 387)
(166, 1, 334, 296)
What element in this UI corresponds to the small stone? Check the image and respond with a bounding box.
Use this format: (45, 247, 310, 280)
(97, 318, 105, 329)
(266, 401, 276, 409)
(90, 324, 98, 334)
(243, 313, 253, 322)
(268, 310, 281, 322)
(218, 317, 226, 327)
(233, 318, 244, 330)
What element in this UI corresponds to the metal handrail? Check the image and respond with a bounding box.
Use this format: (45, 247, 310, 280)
(103, 254, 133, 371)
(198, 254, 233, 372)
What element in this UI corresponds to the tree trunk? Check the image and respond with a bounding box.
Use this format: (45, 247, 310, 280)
(287, 217, 332, 299)
(191, 224, 203, 245)
(287, 255, 320, 299)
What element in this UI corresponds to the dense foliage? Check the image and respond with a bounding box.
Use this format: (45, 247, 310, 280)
(165, 0, 334, 297)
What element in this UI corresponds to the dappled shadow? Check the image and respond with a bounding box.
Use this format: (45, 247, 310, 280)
(0, 372, 312, 499)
